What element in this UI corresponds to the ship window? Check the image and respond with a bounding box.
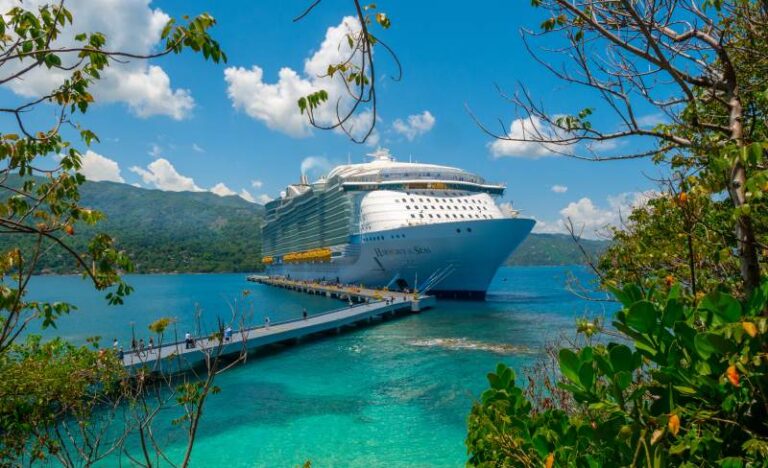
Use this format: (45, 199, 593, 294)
(460, 214, 465, 218)
(410, 214, 415, 218)
(436, 214, 441, 218)
(453, 214, 457, 218)
(456, 228, 461, 233)
(431, 205, 435, 209)
(439, 205, 444, 209)
(419, 198, 423, 202)
(419, 214, 424, 218)
(406, 205, 411, 209)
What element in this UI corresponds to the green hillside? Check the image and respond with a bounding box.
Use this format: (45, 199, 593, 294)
(506, 233, 609, 266)
(1, 180, 609, 273)
(1, 180, 264, 274)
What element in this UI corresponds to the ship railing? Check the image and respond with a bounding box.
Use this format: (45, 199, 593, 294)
(419, 264, 456, 294)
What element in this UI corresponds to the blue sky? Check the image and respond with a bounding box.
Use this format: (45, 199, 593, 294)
(2, 0, 664, 237)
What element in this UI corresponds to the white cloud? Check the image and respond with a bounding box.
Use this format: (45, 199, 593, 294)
(636, 113, 666, 128)
(131, 182, 142, 188)
(192, 143, 205, 153)
(256, 194, 274, 204)
(551, 185, 568, 193)
(129, 158, 204, 192)
(251, 180, 263, 189)
(560, 191, 658, 238)
(0, 0, 194, 119)
(238, 189, 256, 203)
(224, 16, 372, 139)
(392, 111, 435, 141)
(488, 116, 573, 158)
(79, 150, 124, 183)
(534, 191, 658, 239)
(210, 182, 236, 197)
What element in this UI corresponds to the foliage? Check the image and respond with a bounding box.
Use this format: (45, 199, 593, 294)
(0, 336, 126, 462)
(467, 282, 768, 467)
(0, 179, 265, 274)
(0, 1, 228, 465)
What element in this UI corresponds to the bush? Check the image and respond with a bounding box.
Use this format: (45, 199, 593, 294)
(467, 281, 768, 467)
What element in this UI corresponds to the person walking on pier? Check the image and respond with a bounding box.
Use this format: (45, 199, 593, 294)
(131, 337, 137, 351)
(302, 308, 308, 320)
(148, 337, 154, 353)
(264, 316, 270, 329)
(138, 338, 145, 356)
(118, 347, 124, 360)
(112, 338, 118, 350)
(224, 326, 233, 342)
(185, 332, 194, 349)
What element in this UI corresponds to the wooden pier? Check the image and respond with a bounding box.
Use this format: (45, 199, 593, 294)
(122, 277, 435, 372)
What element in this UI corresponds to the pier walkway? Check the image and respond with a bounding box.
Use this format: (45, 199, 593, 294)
(122, 278, 434, 372)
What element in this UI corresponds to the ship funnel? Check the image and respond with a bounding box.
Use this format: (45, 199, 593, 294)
(300, 174, 309, 185)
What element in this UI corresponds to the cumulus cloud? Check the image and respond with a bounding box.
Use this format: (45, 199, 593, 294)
(251, 180, 263, 189)
(488, 116, 573, 158)
(129, 158, 204, 192)
(225, 16, 374, 139)
(392, 111, 435, 141)
(551, 185, 568, 193)
(533, 191, 658, 239)
(192, 143, 205, 153)
(0, 0, 194, 119)
(560, 191, 657, 238)
(238, 189, 256, 203)
(79, 150, 124, 182)
(210, 182, 236, 197)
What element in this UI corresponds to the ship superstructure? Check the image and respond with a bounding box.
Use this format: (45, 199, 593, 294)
(262, 149, 534, 299)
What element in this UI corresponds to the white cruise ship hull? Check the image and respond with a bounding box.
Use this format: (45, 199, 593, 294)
(265, 217, 535, 299)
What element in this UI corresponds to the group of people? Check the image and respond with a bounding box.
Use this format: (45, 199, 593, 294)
(112, 336, 156, 359)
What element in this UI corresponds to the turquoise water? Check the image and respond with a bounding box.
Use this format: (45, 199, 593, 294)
(29, 266, 606, 467)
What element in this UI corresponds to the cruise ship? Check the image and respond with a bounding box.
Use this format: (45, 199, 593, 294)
(261, 149, 535, 299)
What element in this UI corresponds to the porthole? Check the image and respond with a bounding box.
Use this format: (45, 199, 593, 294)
(456, 228, 461, 233)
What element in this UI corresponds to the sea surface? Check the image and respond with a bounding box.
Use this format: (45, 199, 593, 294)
(28, 266, 610, 467)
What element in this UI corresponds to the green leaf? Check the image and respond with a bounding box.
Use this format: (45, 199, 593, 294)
(614, 371, 632, 391)
(694, 333, 734, 359)
(609, 345, 634, 373)
(578, 362, 594, 389)
(700, 291, 741, 324)
(559, 348, 580, 384)
(662, 299, 684, 327)
(625, 301, 657, 333)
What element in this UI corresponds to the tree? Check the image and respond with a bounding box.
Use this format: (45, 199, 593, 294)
(0, 1, 230, 464)
(467, 1, 768, 465)
(473, 0, 768, 294)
